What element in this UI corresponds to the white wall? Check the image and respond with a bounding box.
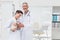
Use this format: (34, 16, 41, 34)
(30, 6, 52, 38)
(0, 0, 60, 6)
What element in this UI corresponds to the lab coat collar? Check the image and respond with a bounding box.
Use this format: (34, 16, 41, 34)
(23, 10, 30, 16)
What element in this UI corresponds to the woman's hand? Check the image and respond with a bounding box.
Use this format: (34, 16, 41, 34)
(17, 22, 24, 29)
(10, 23, 17, 32)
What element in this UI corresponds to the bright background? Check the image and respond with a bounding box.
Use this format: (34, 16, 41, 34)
(0, 0, 56, 40)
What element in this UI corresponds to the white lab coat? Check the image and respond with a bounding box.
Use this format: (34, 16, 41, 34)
(20, 11, 33, 40)
(5, 17, 21, 40)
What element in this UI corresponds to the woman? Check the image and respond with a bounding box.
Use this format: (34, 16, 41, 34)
(5, 10, 24, 40)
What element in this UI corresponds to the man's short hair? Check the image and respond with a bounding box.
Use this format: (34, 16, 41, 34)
(15, 10, 23, 14)
(22, 2, 28, 5)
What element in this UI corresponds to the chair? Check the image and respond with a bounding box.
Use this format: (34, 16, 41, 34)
(32, 22, 50, 40)
(32, 22, 44, 40)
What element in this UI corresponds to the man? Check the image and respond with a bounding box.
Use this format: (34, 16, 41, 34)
(20, 2, 33, 40)
(5, 10, 24, 40)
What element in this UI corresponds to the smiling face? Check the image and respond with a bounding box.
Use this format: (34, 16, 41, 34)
(15, 13, 22, 19)
(22, 2, 29, 12)
(15, 10, 23, 19)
